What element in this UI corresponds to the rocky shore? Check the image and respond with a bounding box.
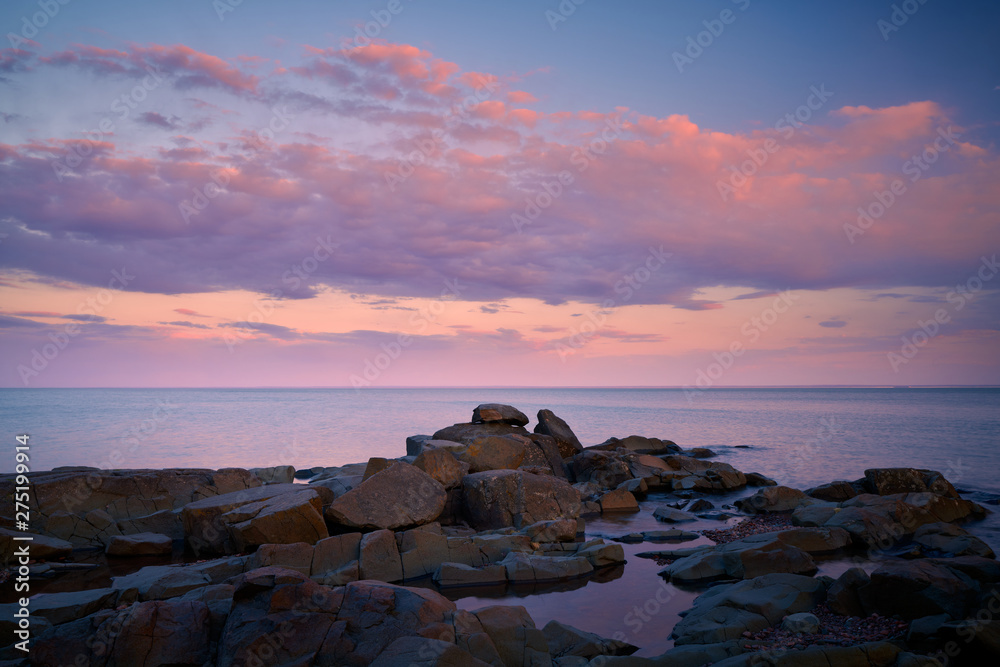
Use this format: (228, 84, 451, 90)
(2, 403, 998, 666)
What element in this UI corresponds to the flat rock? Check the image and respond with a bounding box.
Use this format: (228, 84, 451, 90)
(0, 587, 117, 626)
(326, 462, 447, 530)
(0, 527, 73, 561)
(500, 551, 594, 582)
(653, 506, 697, 523)
(433, 421, 531, 444)
(433, 561, 508, 587)
(106, 531, 173, 556)
(223, 488, 328, 552)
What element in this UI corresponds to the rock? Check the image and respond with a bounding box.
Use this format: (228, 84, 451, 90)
(223, 488, 328, 552)
(791, 503, 839, 527)
(363, 457, 394, 480)
(117, 508, 184, 540)
(739, 485, 807, 513)
(113, 564, 213, 601)
(220, 570, 457, 667)
(520, 518, 579, 543)
(473, 604, 551, 667)
(781, 612, 820, 634)
(618, 478, 648, 495)
(543, 619, 637, 659)
(862, 468, 959, 498)
(434, 562, 508, 587)
(396, 526, 451, 580)
(576, 541, 626, 567)
(433, 421, 532, 444)
(569, 451, 634, 489)
(685, 448, 716, 459)
(311, 532, 362, 577)
(473, 403, 530, 426)
(0, 527, 72, 561)
(745, 472, 778, 487)
(462, 469, 581, 530)
(181, 482, 328, 555)
(406, 435, 431, 457)
(457, 435, 529, 472)
(720, 642, 901, 667)
(661, 532, 821, 583)
(295, 465, 324, 480)
(651, 642, 747, 666)
(913, 521, 996, 558)
(653, 507, 697, 523)
(593, 435, 680, 455)
(372, 636, 493, 667)
(249, 465, 295, 484)
(110, 600, 214, 666)
(0, 587, 117, 626)
(360, 529, 404, 583)
(807, 480, 859, 502)
(500, 551, 594, 582)
(639, 529, 700, 543)
(599, 488, 639, 512)
(534, 409, 583, 458)
(772, 526, 852, 553)
(249, 542, 314, 576)
(859, 559, 983, 619)
(671, 573, 826, 645)
(413, 448, 468, 489)
(687, 499, 714, 512)
(326, 462, 447, 530)
(105, 531, 173, 556)
(907, 613, 950, 644)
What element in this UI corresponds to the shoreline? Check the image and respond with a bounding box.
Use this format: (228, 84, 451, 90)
(2, 403, 998, 665)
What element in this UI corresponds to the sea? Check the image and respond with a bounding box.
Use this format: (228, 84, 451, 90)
(3, 387, 999, 655)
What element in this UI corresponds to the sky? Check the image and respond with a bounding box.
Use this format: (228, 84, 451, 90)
(1, 0, 998, 388)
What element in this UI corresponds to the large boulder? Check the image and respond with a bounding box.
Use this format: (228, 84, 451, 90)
(671, 573, 826, 645)
(326, 462, 447, 531)
(462, 470, 581, 530)
(500, 551, 594, 582)
(473, 403, 530, 427)
(542, 619, 638, 660)
(661, 532, 818, 583)
(360, 529, 404, 582)
(738, 485, 808, 513)
(859, 558, 988, 620)
(591, 435, 680, 455)
(456, 435, 528, 472)
(569, 451, 634, 489)
(181, 483, 330, 555)
(433, 422, 531, 444)
(223, 489, 329, 552)
(473, 604, 551, 667)
(807, 480, 860, 502)
(912, 522, 995, 558)
(413, 448, 468, 489)
(249, 465, 295, 485)
(534, 409, 583, 458)
(862, 468, 959, 498)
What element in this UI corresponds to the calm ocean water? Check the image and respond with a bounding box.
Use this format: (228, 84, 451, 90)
(2, 387, 998, 494)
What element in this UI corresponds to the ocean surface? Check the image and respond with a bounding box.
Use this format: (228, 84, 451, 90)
(3, 387, 998, 495)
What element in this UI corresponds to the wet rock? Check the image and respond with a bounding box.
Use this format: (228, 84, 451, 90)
(500, 551, 594, 583)
(745, 472, 778, 487)
(414, 448, 469, 489)
(326, 462, 447, 531)
(685, 447, 717, 459)
(687, 498, 714, 512)
(534, 409, 584, 458)
(105, 531, 173, 556)
(473, 604, 551, 667)
(653, 507, 697, 523)
(434, 562, 508, 587)
(862, 468, 959, 498)
(913, 521, 995, 558)
(576, 541, 626, 568)
(671, 573, 825, 645)
(360, 528, 404, 583)
(599, 487, 639, 512)
(473, 403, 530, 427)
(542, 619, 638, 660)
(462, 469, 581, 530)
(738, 485, 807, 513)
(661, 532, 823, 583)
(807, 480, 859, 502)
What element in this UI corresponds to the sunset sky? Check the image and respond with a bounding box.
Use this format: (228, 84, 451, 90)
(1, 0, 998, 387)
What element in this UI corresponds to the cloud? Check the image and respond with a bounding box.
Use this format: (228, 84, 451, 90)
(136, 112, 180, 130)
(62, 314, 108, 323)
(0, 314, 46, 328)
(174, 308, 208, 317)
(818, 320, 848, 328)
(159, 320, 210, 329)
